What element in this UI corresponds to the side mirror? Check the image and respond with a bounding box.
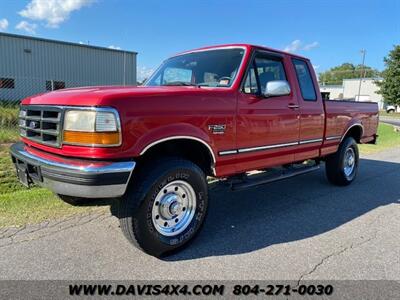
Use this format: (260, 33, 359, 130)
(264, 80, 291, 97)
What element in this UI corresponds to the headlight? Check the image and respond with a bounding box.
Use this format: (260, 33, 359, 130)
(63, 108, 121, 147)
(64, 110, 96, 132)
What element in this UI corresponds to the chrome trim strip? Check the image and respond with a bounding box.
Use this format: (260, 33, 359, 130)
(340, 123, 364, 142)
(11, 143, 134, 174)
(238, 141, 299, 153)
(299, 138, 323, 145)
(220, 138, 326, 156)
(325, 136, 342, 141)
(10, 142, 135, 198)
(219, 150, 238, 156)
(140, 136, 216, 176)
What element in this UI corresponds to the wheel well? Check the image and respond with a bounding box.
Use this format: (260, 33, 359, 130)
(343, 125, 363, 143)
(138, 139, 215, 176)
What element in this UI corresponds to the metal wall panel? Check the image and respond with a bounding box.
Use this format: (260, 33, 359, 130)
(0, 33, 137, 101)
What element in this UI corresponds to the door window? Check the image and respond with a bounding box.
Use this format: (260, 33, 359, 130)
(243, 54, 287, 95)
(243, 63, 258, 94)
(292, 59, 317, 101)
(255, 57, 286, 94)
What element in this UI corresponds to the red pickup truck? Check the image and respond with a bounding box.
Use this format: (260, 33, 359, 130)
(10, 44, 378, 257)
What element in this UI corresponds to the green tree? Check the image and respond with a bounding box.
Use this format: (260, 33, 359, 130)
(376, 45, 400, 105)
(319, 63, 380, 85)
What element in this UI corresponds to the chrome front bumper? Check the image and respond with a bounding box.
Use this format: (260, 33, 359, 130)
(10, 142, 135, 198)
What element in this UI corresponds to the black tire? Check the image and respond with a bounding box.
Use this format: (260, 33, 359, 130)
(387, 109, 395, 114)
(118, 158, 208, 257)
(325, 137, 359, 186)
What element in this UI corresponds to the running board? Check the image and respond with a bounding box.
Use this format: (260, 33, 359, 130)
(229, 164, 320, 191)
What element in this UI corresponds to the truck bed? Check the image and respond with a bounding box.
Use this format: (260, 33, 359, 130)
(324, 99, 379, 144)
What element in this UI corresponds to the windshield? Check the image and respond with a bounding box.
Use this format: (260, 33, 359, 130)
(145, 48, 245, 87)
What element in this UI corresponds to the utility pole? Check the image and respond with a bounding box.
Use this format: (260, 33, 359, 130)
(357, 49, 366, 101)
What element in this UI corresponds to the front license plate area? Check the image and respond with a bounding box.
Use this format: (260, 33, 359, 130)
(16, 163, 31, 188)
(12, 155, 43, 188)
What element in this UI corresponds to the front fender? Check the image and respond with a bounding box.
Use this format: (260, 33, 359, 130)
(132, 123, 215, 158)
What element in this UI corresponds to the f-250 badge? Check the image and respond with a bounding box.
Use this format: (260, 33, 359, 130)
(208, 124, 226, 134)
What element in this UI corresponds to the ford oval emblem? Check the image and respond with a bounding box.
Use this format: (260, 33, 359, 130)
(29, 121, 38, 129)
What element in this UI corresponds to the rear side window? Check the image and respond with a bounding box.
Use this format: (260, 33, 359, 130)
(292, 59, 317, 101)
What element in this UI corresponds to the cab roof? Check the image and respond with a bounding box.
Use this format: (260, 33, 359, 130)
(175, 43, 309, 60)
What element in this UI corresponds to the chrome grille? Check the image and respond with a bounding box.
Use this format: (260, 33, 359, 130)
(19, 105, 63, 147)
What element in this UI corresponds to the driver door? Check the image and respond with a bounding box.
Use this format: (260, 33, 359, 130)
(235, 51, 300, 173)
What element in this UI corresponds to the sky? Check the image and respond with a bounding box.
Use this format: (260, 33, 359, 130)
(0, 0, 399, 81)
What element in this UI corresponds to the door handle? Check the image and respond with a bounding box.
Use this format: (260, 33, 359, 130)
(287, 104, 300, 109)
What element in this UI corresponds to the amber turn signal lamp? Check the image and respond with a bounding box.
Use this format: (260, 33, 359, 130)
(63, 131, 120, 146)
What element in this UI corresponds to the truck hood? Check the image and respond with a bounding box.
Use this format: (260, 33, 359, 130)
(21, 85, 211, 106)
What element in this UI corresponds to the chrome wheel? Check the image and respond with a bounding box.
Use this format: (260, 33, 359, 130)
(343, 147, 355, 178)
(151, 180, 196, 237)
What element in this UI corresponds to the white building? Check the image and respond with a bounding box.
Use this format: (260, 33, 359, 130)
(319, 78, 384, 109)
(320, 85, 343, 100)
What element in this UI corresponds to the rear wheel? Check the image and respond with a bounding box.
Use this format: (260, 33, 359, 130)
(118, 158, 208, 257)
(325, 137, 359, 186)
(387, 109, 395, 114)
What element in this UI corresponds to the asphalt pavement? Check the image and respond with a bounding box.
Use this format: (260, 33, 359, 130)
(380, 116, 400, 127)
(0, 147, 399, 280)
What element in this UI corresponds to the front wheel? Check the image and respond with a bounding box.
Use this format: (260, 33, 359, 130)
(325, 137, 359, 186)
(118, 158, 208, 257)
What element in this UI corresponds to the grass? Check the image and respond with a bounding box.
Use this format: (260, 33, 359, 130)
(0, 123, 399, 228)
(0, 189, 105, 228)
(0, 106, 19, 128)
(0, 105, 19, 143)
(0, 127, 19, 143)
(379, 110, 400, 119)
(359, 123, 400, 155)
(0, 145, 24, 194)
(0, 145, 106, 228)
